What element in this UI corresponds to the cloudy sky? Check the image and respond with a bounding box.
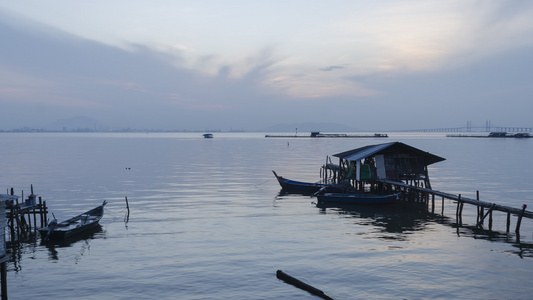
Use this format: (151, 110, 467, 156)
(1, 1, 532, 131)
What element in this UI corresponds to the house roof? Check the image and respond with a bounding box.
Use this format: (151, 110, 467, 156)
(332, 142, 445, 166)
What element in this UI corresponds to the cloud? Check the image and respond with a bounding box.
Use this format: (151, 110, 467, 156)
(1, 2, 533, 131)
(320, 65, 345, 72)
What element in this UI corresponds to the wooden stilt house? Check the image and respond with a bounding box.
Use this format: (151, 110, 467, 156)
(321, 142, 445, 192)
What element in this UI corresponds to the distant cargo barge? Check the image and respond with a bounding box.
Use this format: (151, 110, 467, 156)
(447, 132, 532, 138)
(265, 132, 388, 138)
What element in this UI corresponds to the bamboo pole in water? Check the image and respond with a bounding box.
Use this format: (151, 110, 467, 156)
(276, 270, 334, 300)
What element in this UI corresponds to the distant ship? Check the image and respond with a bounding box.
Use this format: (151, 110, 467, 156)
(265, 131, 388, 138)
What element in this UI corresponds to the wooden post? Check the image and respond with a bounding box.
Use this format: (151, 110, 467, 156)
(39, 197, 43, 227)
(431, 194, 435, 214)
(1, 261, 7, 300)
(506, 212, 511, 233)
(515, 204, 527, 235)
(458, 194, 464, 217)
(33, 202, 37, 229)
(15, 198, 21, 238)
(476, 191, 480, 224)
(441, 196, 444, 215)
(43, 200, 48, 226)
(27, 208, 32, 230)
(456, 195, 462, 225)
(125, 196, 130, 215)
(478, 204, 496, 228)
(9, 206, 15, 242)
(489, 209, 493, 230)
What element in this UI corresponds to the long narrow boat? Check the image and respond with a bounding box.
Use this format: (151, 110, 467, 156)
(272, 171, 353, 193)
(39, 201, 107, 240)
(316, 192, 401, 205)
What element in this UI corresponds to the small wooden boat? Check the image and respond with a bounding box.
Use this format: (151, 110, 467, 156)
(316, 192, 401, 205)
(203, 133, 214, 138)
(39, 201, 107, 240)
(272, 171, 353, 193)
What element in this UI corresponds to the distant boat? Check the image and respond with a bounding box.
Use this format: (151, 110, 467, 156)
(39, 201, 107, 240)
(203, 133, 214, 138)
(316, 192, 402, 205)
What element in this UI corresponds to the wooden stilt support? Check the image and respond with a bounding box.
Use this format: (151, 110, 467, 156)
(1, 261, 7, 300)
(43, 200, 48, 226)
(39, 197, 44, 227)
(478, 204, 496, 228)
(476, 191, 481, 224)
(456, 195, 463, 225)
(489, 209, 493, 230)
(506, 213, 511, 233)
(515, 204, 527, 235)
(431, 194, 435, 214)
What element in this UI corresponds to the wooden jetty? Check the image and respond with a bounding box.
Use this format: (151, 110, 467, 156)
(377, 179, 531, 234)
(0, 186, 49, 300)
(0, 195, 13, 300)
(4, 186, 49, 243)
(320, 142, 532, 235)
(266, 131, 388, 138)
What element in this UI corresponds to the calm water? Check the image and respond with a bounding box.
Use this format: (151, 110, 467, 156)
(2, 132, 533, 299)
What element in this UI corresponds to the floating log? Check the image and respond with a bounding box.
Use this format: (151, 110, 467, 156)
(276, 270, 334, 300)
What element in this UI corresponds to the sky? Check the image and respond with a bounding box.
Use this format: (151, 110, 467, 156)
(1, 1, 533, 131)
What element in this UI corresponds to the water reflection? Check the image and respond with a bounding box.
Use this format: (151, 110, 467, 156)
(316, 199, 533, 258)
(438, 219, 533, 258)
(41, 225, 104, 260)
(316, 202, 440, 239)
(277, 189, 317, 197)
(7, 225, 104, 272)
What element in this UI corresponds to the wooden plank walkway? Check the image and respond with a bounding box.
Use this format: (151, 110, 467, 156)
(378, 179, 533, 219)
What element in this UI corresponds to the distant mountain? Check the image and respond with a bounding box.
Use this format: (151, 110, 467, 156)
(45, 116, 106, 131)
(263, 122, 357, 133)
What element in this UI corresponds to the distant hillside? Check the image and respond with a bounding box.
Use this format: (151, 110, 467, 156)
(263, 122, 357, 133)
(45, 116, 106, 131)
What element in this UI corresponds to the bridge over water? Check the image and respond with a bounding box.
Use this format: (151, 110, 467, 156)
(398, 126, 533, 133)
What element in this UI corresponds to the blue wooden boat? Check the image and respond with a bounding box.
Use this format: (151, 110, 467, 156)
(316, 192, 401, 205)
(39, 201, 107, 240)
(272, 171, 353, 193)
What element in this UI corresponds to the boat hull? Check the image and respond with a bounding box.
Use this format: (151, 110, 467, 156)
(272, 171, 352, 193)
(316, 192, 401, 205)
(39, 201, 106, 240)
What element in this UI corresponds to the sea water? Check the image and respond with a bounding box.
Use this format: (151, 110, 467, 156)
(1, 132, 532, 299)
